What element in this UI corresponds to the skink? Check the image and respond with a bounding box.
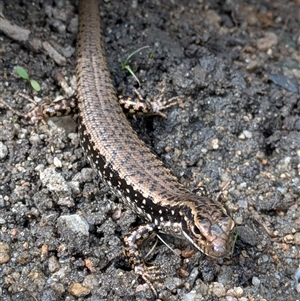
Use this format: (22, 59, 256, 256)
(77, 0, 234, 292)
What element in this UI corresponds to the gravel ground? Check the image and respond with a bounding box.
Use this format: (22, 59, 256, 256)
(0, 0, 300, 300)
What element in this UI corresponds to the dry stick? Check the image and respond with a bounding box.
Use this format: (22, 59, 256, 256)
(0, 12, 66, 66)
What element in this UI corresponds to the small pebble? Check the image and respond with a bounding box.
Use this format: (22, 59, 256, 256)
(207, 138, 219, 150)
(257, 32, 278, 51)
(284, 234, 294, 243)
(227, 286, 244, 298)
(48, 255, 60, 273)
(58, 214, 89, 236)
(294, 268, 300, 282)
(210, 282, 225, 298)
(69, 282, 90, 297)
(82, 274, 100, 290)
(238, 133, 246, 140)
(252, 276, 261, 286)
(217, 266, 233, 283)
(0, 141, 8, 159)
(80, 168, 94, 182)
(53, 157, 62, 168)
(181, 290, 197, 301)
(39, 166, 70, 194)
(178, 267, 189, 278)
(29, 134, 41, 145)
(295, 268, 300, 292)
(50, 282, 65, 294)
(0, 242, 10, 264)
(294, 232, 300, 245)
(181, 248, 195, 258)
(243, 130, 252, 139)
(225, 297, 237, 301)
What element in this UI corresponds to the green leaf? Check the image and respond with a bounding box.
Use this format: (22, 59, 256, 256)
(120, 46, 150, 85)
(123, 45, 150, 65)
(30, 79, 41, 91)
(124, 66, 140, 86)
(149, 51, 155, 59)
(16, 66, 29, 79)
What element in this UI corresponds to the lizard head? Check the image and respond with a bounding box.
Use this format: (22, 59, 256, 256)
(180, 196, 235, 258)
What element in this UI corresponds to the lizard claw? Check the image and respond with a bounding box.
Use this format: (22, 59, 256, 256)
(134, 264, 165, 297)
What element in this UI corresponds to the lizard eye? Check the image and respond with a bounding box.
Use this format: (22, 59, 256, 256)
(193, 226, 201, 235)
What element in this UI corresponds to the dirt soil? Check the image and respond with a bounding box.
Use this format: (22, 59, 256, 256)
(1, 0, 300, 300)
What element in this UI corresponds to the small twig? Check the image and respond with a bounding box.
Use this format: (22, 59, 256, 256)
(215, 180, 231, 202)
(0, 11, 66, 65)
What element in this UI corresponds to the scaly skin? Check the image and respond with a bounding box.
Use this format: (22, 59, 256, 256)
(77, 0, 234, 294)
